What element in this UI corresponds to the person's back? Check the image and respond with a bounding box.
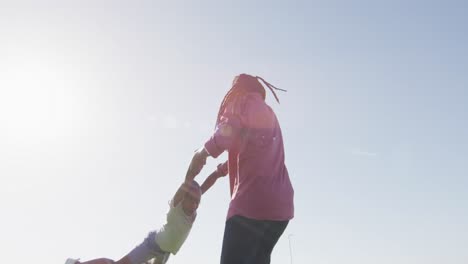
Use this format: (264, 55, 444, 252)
(188, 73, 294, 264)
(228, 92, 294, 221)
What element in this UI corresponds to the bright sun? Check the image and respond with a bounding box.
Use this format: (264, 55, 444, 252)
(0, 57, 77, 146)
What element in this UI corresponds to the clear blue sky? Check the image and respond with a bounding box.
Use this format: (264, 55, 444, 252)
(0, 1, 467, 263)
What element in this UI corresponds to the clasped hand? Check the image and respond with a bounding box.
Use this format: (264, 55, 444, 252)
(186, 147, 209, 182)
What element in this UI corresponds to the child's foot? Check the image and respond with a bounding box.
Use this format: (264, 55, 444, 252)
(65, 258, 80, 264)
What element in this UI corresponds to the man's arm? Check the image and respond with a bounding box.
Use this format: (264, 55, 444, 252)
(187, 100, 244, 182)
(203, 113, 243, 159)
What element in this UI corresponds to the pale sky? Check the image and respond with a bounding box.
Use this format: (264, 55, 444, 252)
(0, 1, 467, 264)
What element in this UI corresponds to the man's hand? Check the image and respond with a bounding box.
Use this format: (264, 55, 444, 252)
(186, 147, 209, 181)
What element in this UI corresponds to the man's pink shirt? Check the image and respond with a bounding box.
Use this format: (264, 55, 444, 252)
(204, 93, 294, 221)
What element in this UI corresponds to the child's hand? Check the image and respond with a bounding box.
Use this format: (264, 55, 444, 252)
(186, 147, 209, 181)
(216, 162, 228, 177)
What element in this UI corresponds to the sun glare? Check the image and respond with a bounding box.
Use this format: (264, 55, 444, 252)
(1, 57, 76, 146)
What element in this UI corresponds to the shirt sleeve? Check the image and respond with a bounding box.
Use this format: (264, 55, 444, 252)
(204, 100, 245, 158)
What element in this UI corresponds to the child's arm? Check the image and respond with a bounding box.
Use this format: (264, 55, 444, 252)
(172, 181, 191, 206)
(201, 171, 219, 194)
(201, 162, 228, 194)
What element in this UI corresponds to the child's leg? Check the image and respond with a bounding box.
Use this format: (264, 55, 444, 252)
(76, 231, 165, 264)
(126, 231, 168, 264)
(78, 258, 115, 264)
(114, 256, 133, 264)
(76, 255, 132, 264)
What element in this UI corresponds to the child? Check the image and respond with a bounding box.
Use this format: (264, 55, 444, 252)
(65, 169, 219, 264)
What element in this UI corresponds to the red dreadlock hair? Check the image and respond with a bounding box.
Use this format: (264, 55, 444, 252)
(215, 74, 287, 127)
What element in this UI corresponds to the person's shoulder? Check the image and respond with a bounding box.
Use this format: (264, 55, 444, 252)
(168, 199, 181, 211)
